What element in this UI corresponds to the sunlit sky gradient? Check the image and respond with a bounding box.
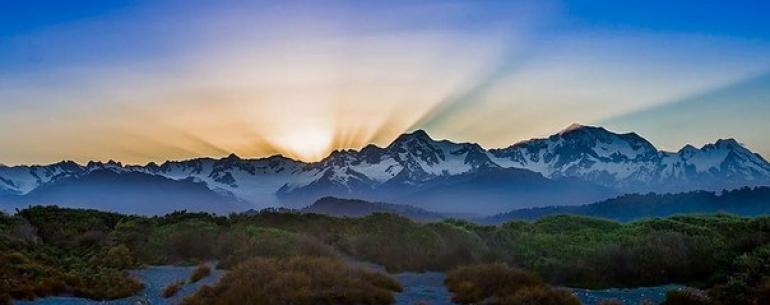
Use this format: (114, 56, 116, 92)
(1, 0, 770, 164)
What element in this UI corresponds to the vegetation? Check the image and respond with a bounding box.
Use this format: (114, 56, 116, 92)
(3, 205, 770, 304)
(179, 256, 402, 305)
(189, 264, 211, 283)
(444, 263, 542, 303)
(161, 281, 184, 298)
(0, 208, 143, 302)
(444, 263, 580, 305)
(661, 288, 714, 305)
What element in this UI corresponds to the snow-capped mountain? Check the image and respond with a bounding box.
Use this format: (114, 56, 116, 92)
(657, 138, 770, 191)
(276, 130, 502, 206)
(1, 125, 768, 214)
(489, 124, 770, 193)
(0, 161, 84, 195)
(1, 169, 247, 215)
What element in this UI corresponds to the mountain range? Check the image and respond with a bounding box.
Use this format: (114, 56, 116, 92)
(291, 186, 770, 224)
(1, 124, 769, 215)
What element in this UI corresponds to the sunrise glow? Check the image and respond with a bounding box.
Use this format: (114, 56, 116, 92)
(1, 1, 770, 165)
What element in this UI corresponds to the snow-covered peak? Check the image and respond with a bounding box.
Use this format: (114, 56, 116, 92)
(488, 125, 764, 192)
(390, 129, 433, 144)
(678, 144, 699, 155)
(711, 138, 755, 156)
(0, 161, 86, 194)
(559, 122, 587, 134)
(664, 138, 770, 177)
(491, 124, 660, 174)
(224, 153, 242, 161)
(1, 126, 769, 208)
(86, 160, 125, 172)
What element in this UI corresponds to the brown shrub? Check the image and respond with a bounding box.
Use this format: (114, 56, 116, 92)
(162, 281, 184, 298)
(500, 286, 581, 305)
(661, 288, 713, 305)
(444, 263, 542, 304)
(180, 256, 402, 305)
(189, 264, 212, 283)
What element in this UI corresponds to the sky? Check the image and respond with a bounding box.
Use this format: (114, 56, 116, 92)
(1, 0, 770, 165)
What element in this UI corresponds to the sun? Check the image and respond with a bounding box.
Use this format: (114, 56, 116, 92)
(270, 129, 334, 162)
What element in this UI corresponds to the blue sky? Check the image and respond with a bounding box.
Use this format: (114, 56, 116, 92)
(1, 0, 769, 164)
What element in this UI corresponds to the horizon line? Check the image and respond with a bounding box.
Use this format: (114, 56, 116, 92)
(0, 123, 752, 168)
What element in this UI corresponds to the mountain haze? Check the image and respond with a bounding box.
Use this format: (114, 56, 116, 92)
(484, 186, 770, 223)
(301, 197, 447, 221)
(1, 125, 768, 215)
(0, 170, 246, 215)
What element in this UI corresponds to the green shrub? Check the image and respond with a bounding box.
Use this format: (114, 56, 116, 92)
(102, 244, 136, 269)
(66, 268, 143, 300)
(8, 205, 770, 305)
(216, 227, 335, 269)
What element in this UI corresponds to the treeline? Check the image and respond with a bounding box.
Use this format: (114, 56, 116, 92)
(3, 206, 770, 304)
(484, 186, 770, 223)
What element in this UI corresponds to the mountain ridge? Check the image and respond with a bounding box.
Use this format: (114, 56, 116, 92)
(0, 169, 247, 215)
(482, 186, 770, 223)
(2, 124, 769, 214)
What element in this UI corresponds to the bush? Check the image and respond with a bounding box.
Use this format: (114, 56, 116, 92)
(500, 286, 581, 305)
(661, 288, 713, 305)
(179, 257, 402, 305)
(156, 221, 220, 263)
(102, 244, 136, 269)
(189, 264, 212, 283)
(10, 205, 770, 305)
(216, 227, 336, 269)
(162, 281, 184, 298)
(444, 263, 542, 304)
(69, 268, 144, 300)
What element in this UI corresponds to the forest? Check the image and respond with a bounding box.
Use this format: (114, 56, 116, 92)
(2, 206, 770, 305)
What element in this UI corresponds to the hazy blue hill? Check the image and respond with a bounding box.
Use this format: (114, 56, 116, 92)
(484, 186, 770, 223)
(398, 167, 616, 215)
(0, 169, 247, 215)
(301, 196, 448, 221)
